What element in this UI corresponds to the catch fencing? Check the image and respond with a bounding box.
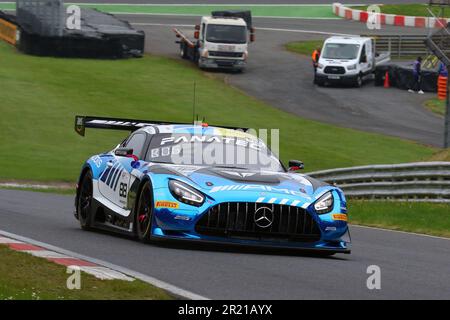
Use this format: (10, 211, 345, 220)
(365, 34, 450, 58)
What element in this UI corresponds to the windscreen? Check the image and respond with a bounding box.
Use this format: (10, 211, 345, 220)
(206, 24, 247, 44)
(146, 133, 284, 172)
(322, 43, 360, 60)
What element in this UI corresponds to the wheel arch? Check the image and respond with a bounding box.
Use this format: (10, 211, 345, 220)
(75, 164, 94, 209)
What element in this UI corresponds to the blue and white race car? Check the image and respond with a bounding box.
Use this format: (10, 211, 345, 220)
(74, 116, 350, 255)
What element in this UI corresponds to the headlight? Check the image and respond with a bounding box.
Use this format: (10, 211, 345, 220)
(347, 64, 357, 70)
(169, 180, 205, 207)
(314, 191, 334, 214)
(318, 63, 324, 69)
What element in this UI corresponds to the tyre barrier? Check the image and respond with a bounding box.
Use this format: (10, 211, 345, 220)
(375, 63, 438, 92)
(1, 9, 144, 59)
(308, 162, 450, 202)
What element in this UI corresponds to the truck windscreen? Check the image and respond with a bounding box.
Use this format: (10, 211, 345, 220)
(206, 25, 247, 44)
(322, 43, 360, 60)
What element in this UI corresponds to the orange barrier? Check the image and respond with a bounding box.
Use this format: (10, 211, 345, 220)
(0, 18, 17, 45)
(438, 76, 448, 101)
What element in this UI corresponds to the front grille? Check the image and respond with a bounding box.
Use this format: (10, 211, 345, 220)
(195, 202, 321, 243)
(209, 51, 244, 58)
(324, 66, 346, 74)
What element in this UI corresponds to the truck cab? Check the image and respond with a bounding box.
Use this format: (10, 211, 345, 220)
(315, 36, 378, 87)
(195, 16, 251, 71)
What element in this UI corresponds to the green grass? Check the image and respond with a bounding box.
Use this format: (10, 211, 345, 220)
(352, 4, 450, 18)
(425, 98, 447, 117)
(0, 245, 171, 300)
(286, 40, 325, 57)
(0, 41, 438, 182)
(429, 148, 450, 161)
(349, 201, 450, 238)
(0, 3, 337, 18)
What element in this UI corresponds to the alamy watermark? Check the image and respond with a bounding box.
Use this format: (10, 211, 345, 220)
(66, 5, 81, 30)
(366, 5, 382, 30)
(366, 265, 381, 290)
(66, 266, 81, 290)
(148, 125, 282, 172)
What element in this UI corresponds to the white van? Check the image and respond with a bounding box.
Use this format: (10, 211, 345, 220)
(315, 36, 390, 87)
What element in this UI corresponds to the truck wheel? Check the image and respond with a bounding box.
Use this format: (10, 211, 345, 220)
(180, 43, 188, 59)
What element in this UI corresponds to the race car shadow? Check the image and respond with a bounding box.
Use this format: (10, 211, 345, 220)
(151, 238, 350, 260)
(83, 228, 349, 260)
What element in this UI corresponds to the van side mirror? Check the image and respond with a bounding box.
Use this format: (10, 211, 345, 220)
(288, 160, 304, 171)
(250, 28, 255, 42)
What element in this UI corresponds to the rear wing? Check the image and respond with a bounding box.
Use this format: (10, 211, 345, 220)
(74, 115, 249, 136)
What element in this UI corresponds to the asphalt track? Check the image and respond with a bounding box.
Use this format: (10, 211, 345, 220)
(124, 14, 443, 146)
(0, 189, 449, 299)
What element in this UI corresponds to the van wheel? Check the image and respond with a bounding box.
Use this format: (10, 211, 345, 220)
(355, 74, 363, 88)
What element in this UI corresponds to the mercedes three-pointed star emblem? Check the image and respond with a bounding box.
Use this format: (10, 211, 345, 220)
(254, 206, 274, 228)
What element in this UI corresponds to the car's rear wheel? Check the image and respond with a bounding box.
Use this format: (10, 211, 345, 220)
(77, 171, 93, 230)
(135, 181, 153, 242)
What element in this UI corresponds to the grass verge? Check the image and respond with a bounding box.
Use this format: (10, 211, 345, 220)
(0, 245, 171, 300)
(286, 40, 325, 57)
(0, 41, 438, 182)
(349, 201, 450, 238)
(351, 4, 450, 18)
(425, 98, 447, 117)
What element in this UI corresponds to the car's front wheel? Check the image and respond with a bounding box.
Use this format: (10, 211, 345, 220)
(135, 181, 154, 242)
(77, 170, 93, 230)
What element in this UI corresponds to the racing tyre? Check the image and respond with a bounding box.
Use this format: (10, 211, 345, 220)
(135, 181, 154, 243)
(77, 170, 93, 230)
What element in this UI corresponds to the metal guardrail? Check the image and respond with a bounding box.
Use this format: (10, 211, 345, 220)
(308, 162, 450, 202)
(365, 34, 450, 58)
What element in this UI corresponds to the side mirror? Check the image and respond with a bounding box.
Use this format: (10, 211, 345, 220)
(114, 148, 133, 157)
(250, 28, 255, 42)
(195, 24, 200, 31)
(288, 160, 304, 171)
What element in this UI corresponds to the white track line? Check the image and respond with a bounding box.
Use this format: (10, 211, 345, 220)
(350, 224, 450, 241)
(130, 22, 355, 36)
(0, 229, 209, 300)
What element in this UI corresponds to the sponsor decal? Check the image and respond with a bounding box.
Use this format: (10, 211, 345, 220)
(155, 201, 179, 209)
(332, 214, 348, 221)
(91, 155, 102, 168)
(221, 171, 256, 178)
(210, 184, 311, 198)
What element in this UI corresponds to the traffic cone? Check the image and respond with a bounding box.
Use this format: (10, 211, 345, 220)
(384, 71, 390, 88)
